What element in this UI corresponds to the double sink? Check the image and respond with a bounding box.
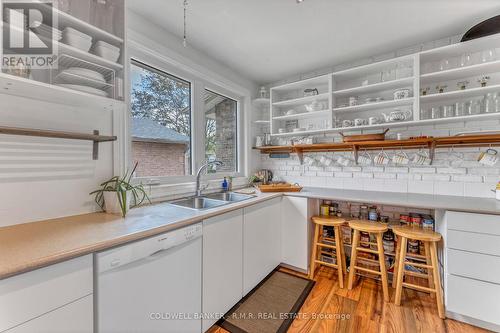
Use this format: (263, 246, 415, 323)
(169, 192, 254, 210)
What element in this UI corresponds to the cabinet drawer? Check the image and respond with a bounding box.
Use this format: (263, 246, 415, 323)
(5, 295, 93, 333)
(447, 211, 500, 235)
(447, 249, 500, 284)
(447, 274, 500, 326)
(0, 255, 93, 332)
(448, 229, 500, 256)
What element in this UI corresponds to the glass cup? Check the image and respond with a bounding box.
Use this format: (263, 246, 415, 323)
(431, 106, 442, 119)
(443, 105, 454, 118)
(454, 102, 466, 117)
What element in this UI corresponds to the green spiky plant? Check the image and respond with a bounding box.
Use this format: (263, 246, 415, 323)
(90, 162, 151, 217)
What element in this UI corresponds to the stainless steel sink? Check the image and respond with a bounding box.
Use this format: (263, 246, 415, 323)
(205, 192, 254, 202)
(169, 197, 228, 210)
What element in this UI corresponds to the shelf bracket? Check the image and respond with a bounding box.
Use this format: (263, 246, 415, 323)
(353, 145, 359, 165)
(428, 141, 437, 165)
(295, 148, 304, 165)
(92, 130, 100, 160)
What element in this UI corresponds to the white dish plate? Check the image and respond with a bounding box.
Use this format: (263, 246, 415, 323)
(56, 84, 109, 97)
(56, 71, 109, 89)
(64, 67, 105, 82)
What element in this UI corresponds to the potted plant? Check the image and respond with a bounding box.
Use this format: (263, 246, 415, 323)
(90, 162, 150, 217)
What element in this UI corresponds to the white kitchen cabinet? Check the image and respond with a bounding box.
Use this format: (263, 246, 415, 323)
(5, 295, 93, 333)
(444, 211, 500, 332)
(281, 196, 315, 272)
(243, 197, 282, 295)
(0, 255, 93, 333)
(202, 210, 243, 332)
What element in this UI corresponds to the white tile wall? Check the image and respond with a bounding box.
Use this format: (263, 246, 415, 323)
(259, 34, 499, 198)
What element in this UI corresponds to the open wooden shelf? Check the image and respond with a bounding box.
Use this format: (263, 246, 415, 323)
(254, 133, 500, 165)
(0, 126, 117, 160)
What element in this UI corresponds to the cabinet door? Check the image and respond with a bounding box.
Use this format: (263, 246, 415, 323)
(0, 255, 93, 332)
(6, 295, 93, 333)
(281, 196, 311, 271)
(202, 210, 243, 332)
(243, 197, 282, 295)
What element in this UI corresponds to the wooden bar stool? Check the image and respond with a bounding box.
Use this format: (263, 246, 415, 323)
(310, 216, 347, 288)
(392, 226, 444, 319)
(347, 220, 390, 302)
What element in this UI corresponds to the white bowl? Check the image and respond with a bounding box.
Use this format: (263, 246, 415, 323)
(93, 44, 120, 62)
(62, 33, 92, 52)
(94, 40, 120, 53)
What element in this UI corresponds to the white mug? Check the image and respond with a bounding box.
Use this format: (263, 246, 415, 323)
(478, 149, 499, 166)
(375, 151, 390, 165)
(357, 152, 372, 165)
(320, 155, 334, 166)
(303, 156, 316, 166)
(412, 150, 432, 165)
(337, 155, 352, 167)
(392, 151, 410, 165)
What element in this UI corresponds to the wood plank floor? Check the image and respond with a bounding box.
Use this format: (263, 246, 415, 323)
(208, 266, 490, 333)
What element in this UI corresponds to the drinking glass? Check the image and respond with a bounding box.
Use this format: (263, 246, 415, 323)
(431, 106, 442, 119)
(454, 102, 466, 117)
(439, 59, 450, 71)
(484, 93, 496, 113)
(420, 108, 431, 120)
(443, 105, 454, 118)
(467, 99, 481, 115)
(460, 53, 472, 67)
(481, 49, 495, 63)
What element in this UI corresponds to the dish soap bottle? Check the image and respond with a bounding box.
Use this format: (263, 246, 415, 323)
(222, 177, 229, 192)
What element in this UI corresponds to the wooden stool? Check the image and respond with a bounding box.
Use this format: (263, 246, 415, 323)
(310, 216, 347, 288)
(392, 226, 444, 319)
(347, 220, 390, 302)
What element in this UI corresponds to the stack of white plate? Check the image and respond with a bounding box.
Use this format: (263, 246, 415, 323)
(62, 27, 92, 52)
(93, 41, 121, 62)
(33, 21, 62, 41)
(56, 67, 109, 97)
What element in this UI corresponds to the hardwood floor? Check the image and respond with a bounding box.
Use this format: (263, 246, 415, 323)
(208, 266, 490, 333)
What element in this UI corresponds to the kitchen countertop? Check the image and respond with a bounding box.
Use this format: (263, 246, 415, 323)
(0, 192, 281, 280)
(1, 187, 499, 280)
(290, 187, 500, 215)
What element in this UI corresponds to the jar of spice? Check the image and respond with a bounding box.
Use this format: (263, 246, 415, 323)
(360, 205, 369, 220)
(409, 213, 422, 227)
(422, 215, 435, 230)
(383, 230, 395, 253)
(368, 206, 379, 221)
(360, 232, 370, 248)
(399, 214, 410, 226)
(320, 202, 330, 216)
(380, 215, 390, 224)
(407, 239, 420, 254)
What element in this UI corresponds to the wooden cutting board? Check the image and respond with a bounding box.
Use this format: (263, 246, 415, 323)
(258, 183, 303, 192)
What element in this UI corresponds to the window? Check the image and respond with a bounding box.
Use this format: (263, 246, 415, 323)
(204, 90, 238, 173)
(130, 60, 192, 177)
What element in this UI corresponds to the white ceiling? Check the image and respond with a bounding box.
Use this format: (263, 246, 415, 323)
(128, 0, 500, 85)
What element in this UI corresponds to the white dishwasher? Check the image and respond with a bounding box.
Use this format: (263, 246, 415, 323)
(96, 223, 202, 333)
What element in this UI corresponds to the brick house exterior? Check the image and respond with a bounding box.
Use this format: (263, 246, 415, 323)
(131, 118, 190, 177)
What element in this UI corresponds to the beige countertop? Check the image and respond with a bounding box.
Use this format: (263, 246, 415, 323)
(2, 187, 499, 280)
(290, 187, 500, 215)
(0, 192, 281, 280)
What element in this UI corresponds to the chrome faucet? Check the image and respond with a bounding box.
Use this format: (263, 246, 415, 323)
(195, 160, 223, 197)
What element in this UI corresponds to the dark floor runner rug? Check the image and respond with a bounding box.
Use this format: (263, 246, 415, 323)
(218, 268, 315, 333)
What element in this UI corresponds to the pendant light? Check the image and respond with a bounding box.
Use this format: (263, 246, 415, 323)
(183, 0, 188, 47)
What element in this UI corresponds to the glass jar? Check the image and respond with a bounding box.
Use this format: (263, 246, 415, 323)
(359, 205, 369, 220)
(495, 93, 500, 113)
(420, 108, 431, 120)
(484, 93, 496, 113)
(431, 106, 442, 119)
(467, 99, 481, 115)
(443, 105, 454, 118)
(454, 102, 466, 117)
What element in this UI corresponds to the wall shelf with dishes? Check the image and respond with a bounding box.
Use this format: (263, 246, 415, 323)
(267, 33, 500, 137)
(270, 75, 332, 136)
(0, 0, 125, 109)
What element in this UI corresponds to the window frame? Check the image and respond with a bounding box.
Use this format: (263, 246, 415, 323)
(126, 47, 244, 186)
